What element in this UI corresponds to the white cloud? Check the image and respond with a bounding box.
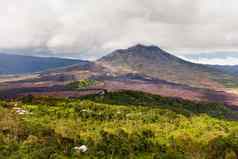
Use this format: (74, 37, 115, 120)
(182, 57, 238, 65)
(0, 0, 238, 61)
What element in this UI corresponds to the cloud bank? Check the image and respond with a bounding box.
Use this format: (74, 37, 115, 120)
(1, 0, 238, 61)
(181, 56, 238, 65)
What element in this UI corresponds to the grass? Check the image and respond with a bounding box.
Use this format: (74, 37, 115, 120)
(65, 79, 97, 90)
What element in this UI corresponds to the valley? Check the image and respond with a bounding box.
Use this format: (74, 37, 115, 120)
(2, 1, 238, 158)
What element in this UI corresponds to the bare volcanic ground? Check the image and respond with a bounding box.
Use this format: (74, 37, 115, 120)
(1, 76, 238, 110)
(102, 80, 238, 109)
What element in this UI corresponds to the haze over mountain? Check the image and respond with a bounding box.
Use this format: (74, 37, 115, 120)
(182, 52, 238, 65)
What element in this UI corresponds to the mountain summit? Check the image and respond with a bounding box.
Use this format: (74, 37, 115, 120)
(99, 44, 183, 64)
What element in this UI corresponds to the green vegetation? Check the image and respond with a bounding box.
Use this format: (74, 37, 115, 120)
(0, 91, 238, 158)
(66, 79, 97, 90)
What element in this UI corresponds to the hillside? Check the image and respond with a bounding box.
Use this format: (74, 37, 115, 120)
(1, 45, 238, 108)
(0, 53, 86, 74)
(0, 91, 237, 158)
(98, 44, 238, 89)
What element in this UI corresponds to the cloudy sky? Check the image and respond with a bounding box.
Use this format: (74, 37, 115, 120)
(1, 0, 238, 64)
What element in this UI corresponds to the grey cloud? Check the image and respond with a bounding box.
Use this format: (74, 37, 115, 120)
(0, 0, 238, 61)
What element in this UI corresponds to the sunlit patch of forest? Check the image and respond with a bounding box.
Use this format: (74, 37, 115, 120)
(0, 91, 238, 159)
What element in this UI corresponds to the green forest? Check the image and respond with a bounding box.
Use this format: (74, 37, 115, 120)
(0, 91, 238, 159)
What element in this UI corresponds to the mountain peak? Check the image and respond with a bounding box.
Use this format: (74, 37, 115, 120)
(128, 44, 162, 51)
(99, 44, 177, 63)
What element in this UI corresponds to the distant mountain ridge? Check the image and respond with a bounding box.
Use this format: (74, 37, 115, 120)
(208, 65, 238, 76)
(0, 53, 86, 74)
